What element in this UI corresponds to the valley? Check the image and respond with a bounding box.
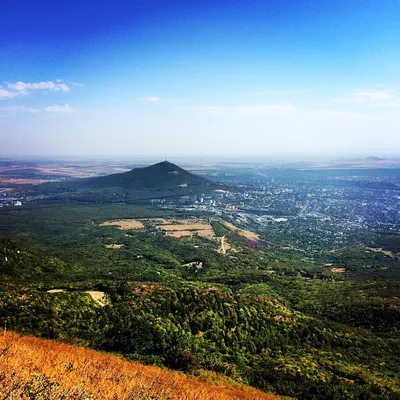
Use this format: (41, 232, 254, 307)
(0, 160, 399, 399)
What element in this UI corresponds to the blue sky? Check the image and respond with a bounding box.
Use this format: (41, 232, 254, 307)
(1, 0, 400, 157)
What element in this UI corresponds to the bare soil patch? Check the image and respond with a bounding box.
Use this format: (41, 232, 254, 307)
(217, 236, 231, 254)
(100, 219, 144, 230)
(331, 268, 345, 273)
(365, 247, 395, 257)
(158, 220, 215, 240)
(106, 244, 123, 249)
(85, 291, 107, 306)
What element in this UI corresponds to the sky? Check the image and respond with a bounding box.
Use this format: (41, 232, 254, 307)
(1, 0, 400, 158)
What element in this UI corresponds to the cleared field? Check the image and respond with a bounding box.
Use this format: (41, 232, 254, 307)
(157, 220, 215, 240)
(46, 290, 107, 306)
(161, 223, 212, 231)
(331, 268, 345, 273)
(222, 221, 259, 240)
(106, 243, 123, 249)
(100, 219, 144, 230)
(148, 218, 171, 225)
(167, 230, 195, 238)
(100, 217, 216, 240)
(85, 290, 107, 306)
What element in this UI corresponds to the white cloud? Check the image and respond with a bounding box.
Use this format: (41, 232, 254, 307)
(142, 96, 161, 103)
(352, 89, 395, 103)
(45, 104, 73, 113)
(26, 107, 41, 113)
(235, 103, 295, 116)
(7, 81, 71, 95)
(0, 86, 20, 99)
(72, 82, 84, 87)
(254, 89, 310, 96)
(0, 105, 24, 115)
(0, 104, 72, 116)
(178, 103, 295, 117)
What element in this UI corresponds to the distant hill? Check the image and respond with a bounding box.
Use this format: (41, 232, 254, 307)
(0, 331, 280, 400)
(38, 161, 220, 201)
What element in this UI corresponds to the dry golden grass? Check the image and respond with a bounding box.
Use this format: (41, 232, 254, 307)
(331, 268, 346, 273)
(166, 230, 194, 238)
(161, 224, 211, 231)
(100, 220, 145, 230)
(147, 218, 171, 225)
(154, 219, 216, 240)
(0, 331, 281, 400)
(84, 291, 107, 306)
(105, 244, 123, 249)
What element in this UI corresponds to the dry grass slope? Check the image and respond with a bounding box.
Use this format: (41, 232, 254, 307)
(0, 331, 281, 400)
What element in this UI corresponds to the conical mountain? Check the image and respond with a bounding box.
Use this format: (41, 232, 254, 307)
(40, 161, 218, 201)
(83, 161, 210, 190)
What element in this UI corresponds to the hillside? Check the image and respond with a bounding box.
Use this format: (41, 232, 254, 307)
(0, 236, 77, 282)
(38, 161, 219, 201)
(0, 331, 281, 400)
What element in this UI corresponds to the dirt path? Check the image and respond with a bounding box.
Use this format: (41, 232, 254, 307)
(217, 236, 231, 254)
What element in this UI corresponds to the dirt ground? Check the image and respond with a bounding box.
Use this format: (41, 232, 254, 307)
(85, 291, 107, 306)
(100, 217, 215, 241)
(157, 221, 215, 240)
(100, 220, 145, 230)
(105, 244, 123, 249)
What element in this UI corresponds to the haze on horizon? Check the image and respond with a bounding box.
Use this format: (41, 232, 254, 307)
(1, 0, 400, 157)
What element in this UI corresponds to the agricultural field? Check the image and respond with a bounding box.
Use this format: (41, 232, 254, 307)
(100, 219, 145, 230)
(100, 217, 217, 240)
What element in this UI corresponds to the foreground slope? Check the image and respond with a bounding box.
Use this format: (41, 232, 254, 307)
(0, 331, 280, 400)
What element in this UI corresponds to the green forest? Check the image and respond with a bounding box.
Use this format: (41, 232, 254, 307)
(0, 204, 400, 399)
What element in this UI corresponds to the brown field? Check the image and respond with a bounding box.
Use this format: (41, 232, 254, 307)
(148, 218, 171, 225)
(101, 217, 216, 241)
(0, 178, 55, 185)
(161, 223, 212, 231)
(85, 291, 107, 306)
(100, 219, 145, 230)
(167, 230, 195, 238)
(46, 290, 107, 306)
(106, 243, 123, 249)
(331, 268, 345, 273)
(0, 331, 281, 400)
(158, 221, 215, 240)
